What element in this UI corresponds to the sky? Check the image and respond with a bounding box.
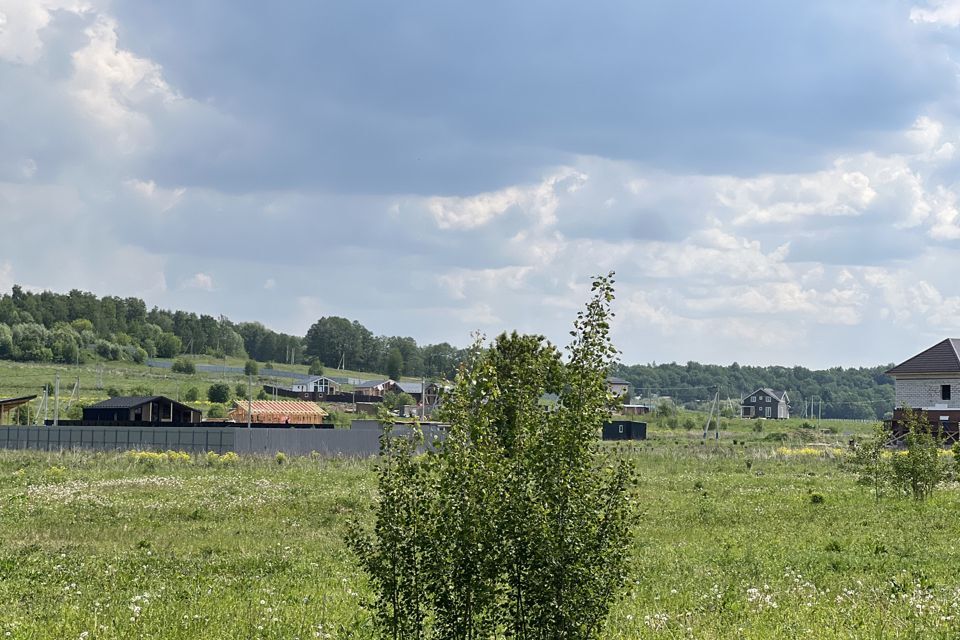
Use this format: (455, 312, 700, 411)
(3, 1, 960, 369)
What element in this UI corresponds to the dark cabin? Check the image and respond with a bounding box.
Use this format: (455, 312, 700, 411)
(602, 420, 647, 441)
(740, 388, 790, 419)
(82, 396, 202, 425)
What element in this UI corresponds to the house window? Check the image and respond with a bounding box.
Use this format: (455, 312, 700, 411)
(766, 396, 771, 403)
(765, 407, 771, 418)
(942, 384, 951, 401)
(750, 396, 756, 402)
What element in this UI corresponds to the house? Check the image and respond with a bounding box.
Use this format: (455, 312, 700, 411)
(291, 376, 340, 395)
(741, 388, 789, 419)
(227, 400, 328, 425)
(606, 376, 631, 398)
(83, 396, 202, 425)
(886, 338, 960, 438)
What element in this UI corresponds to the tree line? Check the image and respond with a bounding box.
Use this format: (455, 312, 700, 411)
(0, 286, 464, 380)
(614, 360, 896, 420)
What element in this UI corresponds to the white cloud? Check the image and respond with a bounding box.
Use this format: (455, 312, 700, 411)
(426, 168, 587, 230)
(124, 178, 185, 212)
(911, 0, 960, 26)
(182, 272, 214, 291)
(0, 0, 93, 64)
(69, 15, 178, 150)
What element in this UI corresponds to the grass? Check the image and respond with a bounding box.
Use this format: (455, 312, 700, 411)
(3, 425, 960, 638)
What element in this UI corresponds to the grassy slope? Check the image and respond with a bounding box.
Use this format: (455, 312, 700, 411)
(2, 429, 960, 638)
(0, 358, 421, 418)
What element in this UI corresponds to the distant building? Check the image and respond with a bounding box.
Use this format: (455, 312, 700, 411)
(606, 376, 631, 398)
(354, 379, 399, 398)
(886, 338, 960, 438)
(228, 400, 328, 425)
(740, 388, 789, 419)
(83, 396, 202, 425)
(291, 376, 340, 395)
(602, 420, 647, 441)
(0, 395, 37, 425)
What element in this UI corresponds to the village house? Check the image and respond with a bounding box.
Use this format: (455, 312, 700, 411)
(354, 379, 399, 398)
(886, 338, 960, 438)
(227, 400, 328, 425)
(740, 388, 790, 419)
(291, 376, 340, 395)
(83, 396, 202, 425)
(606, 376, 631, 398)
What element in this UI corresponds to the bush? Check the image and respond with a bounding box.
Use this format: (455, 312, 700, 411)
(207, 382, 231, 404)
(244, 360, 259, 376)
(347, 273, 634, 638)
(275, 451, 287, 465)
(256, 388, 269, 400)
(171, 357, 196, 374)
(183, 387, 200, 402)
(890, 409, 946, 500)
(106, 387, 122, 398)
(308, 360, 324, 376)
(207, 403, 226, 419)
(128, 385, 153, 397)
(235, 383, 248, 400)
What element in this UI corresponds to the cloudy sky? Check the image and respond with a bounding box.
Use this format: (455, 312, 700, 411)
(4, 1, 960, 368)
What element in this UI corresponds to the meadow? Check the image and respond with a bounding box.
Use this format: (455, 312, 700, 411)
(2, 419, 960, 639)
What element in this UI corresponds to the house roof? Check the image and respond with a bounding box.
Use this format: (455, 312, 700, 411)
(396, 381, 423, 394)
(744, 388, 788, 402)
(0, 395, 37, 409)
(886, 339, 960, 375)
(86, 396, 200, 412)
(303, 376, 337, 384)
(232, 400, 328, 416)
(355, 379, 392, 389)
(606, 376, 630, 385)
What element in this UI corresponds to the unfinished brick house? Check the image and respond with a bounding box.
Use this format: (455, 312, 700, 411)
(886, 338, 960, 442)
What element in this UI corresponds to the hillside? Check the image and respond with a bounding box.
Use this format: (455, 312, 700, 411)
(614, 361, 895, 420)
(0, 285, 899, 419)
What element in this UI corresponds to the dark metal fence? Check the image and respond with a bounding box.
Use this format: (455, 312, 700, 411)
(0, 426, 236, 453)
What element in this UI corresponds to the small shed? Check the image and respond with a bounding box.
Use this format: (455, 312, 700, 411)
(228, 400, 328, 425)
(0, 395, 37, 424)
(83, 396, 202, 424)
(602, 420, 647, 441)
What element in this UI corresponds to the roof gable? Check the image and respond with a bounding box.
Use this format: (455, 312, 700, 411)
(886, 339, 960, 376)
(86, 396, 200, 412)
(744, 388, 787, 402)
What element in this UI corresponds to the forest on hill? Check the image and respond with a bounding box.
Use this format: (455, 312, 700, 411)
(0, 285, 896, 417)
(0, 286, 463, 379)
(613, 361, 895, 420)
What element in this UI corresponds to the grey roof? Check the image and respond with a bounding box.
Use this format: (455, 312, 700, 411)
(886, 339, 960, 375)
(355, 379, 391, 389)
(303, 375, 338, 384)
(87, 396, 198, 411)
(606, 376, 630, 385)
(744, 388, 787, 402)
(396, 381, 423, 394)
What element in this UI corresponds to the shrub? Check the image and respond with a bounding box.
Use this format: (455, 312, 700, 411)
(347, 273, 634, 638)
(235, 383, 248, 400)
(810, 493, 825, 504)
(183, 387, 200, 402)
(890, 409, 946, 500)
(207, 403, 226, 419)
(275, 451, 287, 465)
(171, 357, 196, 374)
(207, 382, 231, 404)
(128, 385, 153, 397)
(106, 387, 122, 398)
(244, 360, 259, 376)
(205, 451, 239, 467)
(308, 360, 324, 376)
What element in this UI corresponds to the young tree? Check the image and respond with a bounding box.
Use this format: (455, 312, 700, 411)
(244, 359, 259, 376)
(207, 382, 231, 404)
(348, 273, 635, 639)
(308, 359, 324, 376)
(890, 408, 946, 500)
(386, 348, 404, 381)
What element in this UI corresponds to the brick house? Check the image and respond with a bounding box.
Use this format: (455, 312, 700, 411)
(886, 338, 960, 439)
(740, 388, 789, 419)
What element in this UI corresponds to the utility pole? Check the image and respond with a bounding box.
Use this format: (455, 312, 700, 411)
(247, 375, 252, 429)
(53, 374, 60, 428)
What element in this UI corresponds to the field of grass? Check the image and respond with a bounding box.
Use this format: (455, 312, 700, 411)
(3, 424, 960, 638)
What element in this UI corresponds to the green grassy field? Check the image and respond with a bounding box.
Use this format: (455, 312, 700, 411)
(2, 422, 960, 639)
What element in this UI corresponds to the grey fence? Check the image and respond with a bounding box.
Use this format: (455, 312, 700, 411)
(0, 424, 445, 457)
(0, 426, 236, 454)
